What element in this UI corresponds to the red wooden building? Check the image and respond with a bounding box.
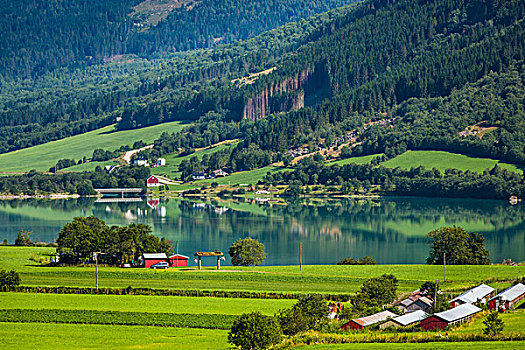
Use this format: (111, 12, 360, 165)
(146, 175, 160, 187)
(142, 253, 168, 268)
(168, 254, 189, 267)
(420, 303, 481, 331)
(340, 311, 396, 330)
(488, 283, 525, 312)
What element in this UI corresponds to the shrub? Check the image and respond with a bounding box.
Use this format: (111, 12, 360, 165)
(337, 255, 376, 265)
(0, 270, 21, 291)
(228, 312, 281, 350)
(483, 311, 504, 336)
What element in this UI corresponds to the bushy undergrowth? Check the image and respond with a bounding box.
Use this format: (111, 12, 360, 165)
(0, 309, 236, 329)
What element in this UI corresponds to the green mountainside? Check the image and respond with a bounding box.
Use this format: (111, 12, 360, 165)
(0, 0, 524, 199)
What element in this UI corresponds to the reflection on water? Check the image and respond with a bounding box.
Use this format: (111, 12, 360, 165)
(0, 197, 524, 265)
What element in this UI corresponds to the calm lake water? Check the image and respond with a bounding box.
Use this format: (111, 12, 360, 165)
(0, 197, 523, 265)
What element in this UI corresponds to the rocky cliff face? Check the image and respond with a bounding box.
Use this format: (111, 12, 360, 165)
(242, 64, 329, 120)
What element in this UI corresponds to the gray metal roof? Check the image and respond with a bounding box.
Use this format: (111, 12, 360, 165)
(353, 310, 397, 327)
(434, 303, 481, 322)
(143, 253, 167, 259)
(392, 310, 428, 326)
(450, 284, 495, 304)
(489, 283, 525, 302)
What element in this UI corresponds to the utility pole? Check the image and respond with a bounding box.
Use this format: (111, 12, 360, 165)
(94, 252, 103, 290)
(299, 242, 303, 272)
(176, 240, 179, 267)
(434, 279, 438, 313)
(443, 252, 446, 283)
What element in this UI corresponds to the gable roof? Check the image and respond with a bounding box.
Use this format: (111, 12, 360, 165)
(143, 253, 167, 259)
(352, 310, 397, 327)
(391, 310, 428, 326)
(489, 283, 525, 302)
(169, 254, 190, 259)
(450, 284, 495, 304)
(433, 303, 481, 323)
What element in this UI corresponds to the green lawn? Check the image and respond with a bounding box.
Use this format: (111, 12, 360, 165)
(382, 151, 523, 173)
(1, 247, 523, 294)
(0, 292, 294, 315)
(0, 121, 188, 172)
(0, 322, 230, 350)
(61, 160, 119, 172)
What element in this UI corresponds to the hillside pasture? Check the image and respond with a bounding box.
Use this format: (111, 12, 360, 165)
(382, 151, 523, 173)
(0, 121, 188, 173)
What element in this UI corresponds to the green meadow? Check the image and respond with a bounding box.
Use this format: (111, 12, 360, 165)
(0, 121, 188, 173)
(382, 151, 523, 173)
(0, 323, 229, 350)
(0, 292, 294, 315)
(330, 154, 381, 166)
(1, 247, 523, 294)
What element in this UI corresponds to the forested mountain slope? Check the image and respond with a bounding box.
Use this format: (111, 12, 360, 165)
(0, 0, 359, 80)
(127, 0, 524, 165)
(0, 4, 359, 154)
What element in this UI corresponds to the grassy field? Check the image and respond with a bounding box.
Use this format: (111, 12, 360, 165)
(0, 323, 229, 350)
(330, 154, 382, 166)
(382, 151, 523, 173)
(0, 121, 188, 173)
(0, 292, 294, 315)
(1, 247, 523, 294)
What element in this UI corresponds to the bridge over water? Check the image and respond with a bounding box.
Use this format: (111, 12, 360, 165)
(94, 188, 144, 197)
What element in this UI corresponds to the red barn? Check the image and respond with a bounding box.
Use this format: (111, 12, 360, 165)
(142, 253, 168, 268)
(488, 283, 525, 312)
(420, 303, 481, 331)
(341, 311, 396, 330)
(146, 175, 160, 187)
(168, 254, 189, 267)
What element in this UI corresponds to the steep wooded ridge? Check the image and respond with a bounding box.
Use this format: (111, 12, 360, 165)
(0, 0, 359, 80)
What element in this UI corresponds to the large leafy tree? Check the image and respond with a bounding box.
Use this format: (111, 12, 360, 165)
(229, 237, 266, 266)
(228, 312, 281, 350)
(426, 226, 490, 265)
(354, 274, 399, 308)
(57, 216, 169, 265)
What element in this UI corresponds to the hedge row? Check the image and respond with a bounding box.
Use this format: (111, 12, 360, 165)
(9, 286, 352, 301)
(0, 309, 236, 329)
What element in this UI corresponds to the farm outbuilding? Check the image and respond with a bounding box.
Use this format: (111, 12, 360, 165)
(168, 254, 189, 267)
(488, 283, 525, 312)
(146, 175, 160, 187)
(142, 253, 168, 268)
(341, 311, 397, 330)
(449, 283, 495, 307)
(420, 303, 481, 331)
(379, 310, 428, 329)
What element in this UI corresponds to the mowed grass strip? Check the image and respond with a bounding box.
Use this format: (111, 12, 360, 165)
(0, 292, 295, 315)
(0, 322, 229, 350)
(382, 150, 523, 173)
(0, 309, 235, 329)
(0, 121, 188, 172)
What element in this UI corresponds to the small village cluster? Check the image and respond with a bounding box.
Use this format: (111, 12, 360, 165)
(340, 283, 525, 331)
